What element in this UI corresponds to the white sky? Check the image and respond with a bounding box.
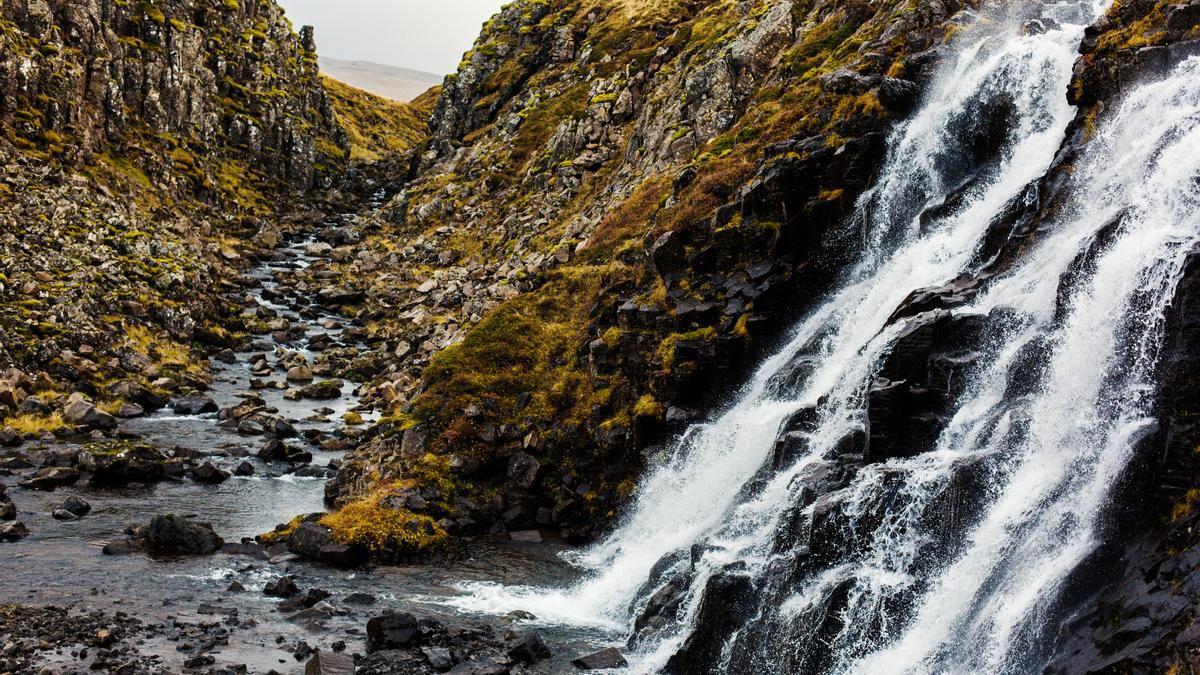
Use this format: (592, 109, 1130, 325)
(277, 0, 507, 75)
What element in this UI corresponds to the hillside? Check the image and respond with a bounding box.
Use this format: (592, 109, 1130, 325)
(319, 56, 443, 102)
(0, 0, 422, 439)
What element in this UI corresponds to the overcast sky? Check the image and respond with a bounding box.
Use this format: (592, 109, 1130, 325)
(277, 0, 507, 75)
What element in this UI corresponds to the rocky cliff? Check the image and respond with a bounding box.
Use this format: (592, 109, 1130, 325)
(0, 0, 419, 438)
(321, 0, 968, 543)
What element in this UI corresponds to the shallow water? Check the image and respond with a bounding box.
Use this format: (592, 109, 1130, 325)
(0, 226, 604, 672)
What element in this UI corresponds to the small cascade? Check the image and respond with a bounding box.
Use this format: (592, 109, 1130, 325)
(439, 2, 1200, 673)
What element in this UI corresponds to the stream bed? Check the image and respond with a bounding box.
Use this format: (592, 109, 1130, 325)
(0, 223, 610, 673)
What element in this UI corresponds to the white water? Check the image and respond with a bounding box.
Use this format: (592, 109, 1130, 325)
(435, 3, 1200, 673)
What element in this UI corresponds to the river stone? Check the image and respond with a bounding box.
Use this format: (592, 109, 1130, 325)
(116, 402, 145, 418)
(305, 650, 354, 675)
(18, 467, 80, 491)
(506, 630, 552, 663)
(366, 612, 420, 652)
(287, 365, 315, 383)
(62, 394, 117, 431)
(172, 395, 218, 416)
(572, 647, 628, 669)
(233, 460, 255, 476)
(192, 461, 230, 484)
(264, 575, 300, 598)
(301, 380, 343, 400)
(107, 381, 168, 411)
(141, 514, 224, 556)
(52, 509, 78, 521)
(0, 500, 15, 521)
(0, 521, 29, 542)
(61, 496, 91, 517)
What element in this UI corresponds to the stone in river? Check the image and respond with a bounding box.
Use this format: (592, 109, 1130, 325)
(506, 629, 552, 664)
(287, 365, 315, 383)
(192, 461, 231, 484)
(18, 467, 79, 491)
(61, 495, 91, 516)
(172, 395, 219, 416)
(263, 575, 300, 598)
(366, 612, 420, 652)
(140, 514, 224, 556)
(301, 380, 343, 400)
(572, 647, 629, 670)
(305, 650, 354, 675)
(52, 509, 78, 521)
(0, 521, 29, 541)
(233, 460, 255, 476)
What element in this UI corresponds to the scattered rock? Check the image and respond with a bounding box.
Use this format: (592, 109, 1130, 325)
(305, 649, 354, 675)
(366, 612, 420, 652)
(506, 629, 551, 664)
(192, 461, 231, 484)
(572, 647, 628, 670)
(0, 521, 29, 541)
(264, 575, 300, 598)
(139, 514, 224, 556)
(172, 395, 219, 416)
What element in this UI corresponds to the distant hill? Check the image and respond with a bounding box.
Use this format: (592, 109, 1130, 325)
(318, 57, 443, 102)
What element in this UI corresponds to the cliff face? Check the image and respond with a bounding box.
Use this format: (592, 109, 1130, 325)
(0, 0, 391, 428)
(0, 0, 344, 189)
(324, 0, 969, 542)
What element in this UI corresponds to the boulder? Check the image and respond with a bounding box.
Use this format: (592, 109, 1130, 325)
(192, 461, 231, 484)
(78, 445, 166, 485)
(61, 496, 91, 517)
(172, 395, 219, 416)
(572, 647, 628, 670)
(18, 467, 80, 491)
(0, 521, 29, 542)
(366, 612, 420, 652)
(62, 394, 117, 431)
(304, 650, 354, 675)
(234, 460, 255, 476)
(107, 381, 168, 411)
(141, 514, 224, 556)
(264, 575, 300, 598)
(287, 365, 315, 383)
(301, 380, 343, 400)
(506, 630, 552, 664)
(0, 498, 15, 521)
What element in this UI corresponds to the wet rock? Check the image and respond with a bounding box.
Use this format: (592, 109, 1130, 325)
(572, 647, 628, 670)
(62, 393, 117, 431)
(422, 645, 454, 671)
(0, 500, 14, 521)
(172, 395, 219, 416)
(78, 444, 166, 485)
(287, 365, 315, 383)
(345, 592, 377, 605)
(507, 451, 541, 489)
(61, 495, 92, 517)
(18, 467, 80, 491)
(140, 514, 224, 556)
(0, 521, 29, 541)
(506, 629, 551, 664)
(301, 380, 344, 400)
(192, 461, 231, 484)
(52, 509, 78, 521)
(227, 580, 245, 592)
(264, 575, 300, 598)
(305, 649, 354, 675)
(107, 382, 168, 412)
(367, 612, 420, 652)
(116, 403, 145, 419)
(234, 460, 255, 476)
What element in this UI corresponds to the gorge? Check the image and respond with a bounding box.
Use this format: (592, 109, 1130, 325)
(1, 0, 1199, 673)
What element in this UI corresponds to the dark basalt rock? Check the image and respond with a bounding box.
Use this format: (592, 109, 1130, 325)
(172, 395, 219, 416)
(572, 647, 629, 670)
(18, 467, 80, 491)
(139, 514, 224, 556)
(191, 461, 231, 484)
(367, 612, 420, 652)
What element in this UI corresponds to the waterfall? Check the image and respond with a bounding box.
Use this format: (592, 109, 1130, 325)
(437, 2, 1200, 672)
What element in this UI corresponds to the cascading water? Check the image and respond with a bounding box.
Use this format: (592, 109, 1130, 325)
(436, 1, 1200, 672)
